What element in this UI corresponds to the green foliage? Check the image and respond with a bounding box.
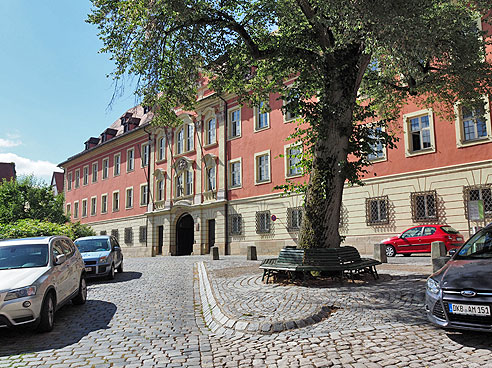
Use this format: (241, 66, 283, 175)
(0, 176, 69, 225)
(0, 219, 95, 240)
(88, 0, 492, 247)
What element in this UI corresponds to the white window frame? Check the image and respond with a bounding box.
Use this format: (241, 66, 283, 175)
(127, 148, 135, 172)
(366, 125, 387, 162)
(186, 124, 194, 151)
(206, 165, 216, 191)
(112, 191, 120, 212)
(185, 170, 193, 196)
(101, 194, 108, 214)
(157, 136, 166, 161)
(254, 101, 270, 131)
(114, 153, 121, 176)
(73, 201, 79, 219)
(141, 143, 150, 167)
(254, 150, 271, 185)
(102, 157, 109, 179)
(67, 172, 72, 191)
(91, 162, 98, 183)
(125, 187, 134, 209)
(82, 166, 89, 186)
(82, 198, 88, 218)
(90, 196, 97, 216)
(403, 109, 436, 157)
(229, 108, 241, 139)
(176, 127, 185, 154)
(156, 179, 164, 201)
(454, 97, 492, 148)
(175, 173, 184, 197)
(66, 203, 71, 217)
(205, 117, 216, 145)
(140, 183, 149, 206)
(283, 97, 299, 123)
(284, 144, 302, 178)
(75, 169, 80, 188)
(229, 158, 242, 189)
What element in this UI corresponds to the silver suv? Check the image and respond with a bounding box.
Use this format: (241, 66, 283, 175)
(0, 236, 87, 332)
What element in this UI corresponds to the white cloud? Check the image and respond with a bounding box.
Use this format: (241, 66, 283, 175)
(0, 153, 62, 183)
(0, 138, 21, 148)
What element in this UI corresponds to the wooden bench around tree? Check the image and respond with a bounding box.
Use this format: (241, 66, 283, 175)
(260, 246, 381, 283)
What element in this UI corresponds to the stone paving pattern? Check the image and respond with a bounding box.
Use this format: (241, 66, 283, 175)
(0, 255, 491, 367)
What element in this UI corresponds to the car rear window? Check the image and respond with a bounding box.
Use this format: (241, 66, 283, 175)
(441, 226, 459, 234)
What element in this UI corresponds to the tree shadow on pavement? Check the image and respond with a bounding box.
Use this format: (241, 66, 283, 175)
(86, 271, 142, 285)
(0, 300, 117, 357)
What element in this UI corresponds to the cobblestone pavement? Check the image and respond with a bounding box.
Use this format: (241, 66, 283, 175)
(0, 255, 491, 368)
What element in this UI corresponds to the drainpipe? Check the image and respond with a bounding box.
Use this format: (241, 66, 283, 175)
(218, 95, 229, 255)
(144, 125, 152, 255)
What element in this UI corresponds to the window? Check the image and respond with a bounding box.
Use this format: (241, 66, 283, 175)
(287, 207, 303, 231)
(464, 185, 492, 219)
(365, 196, 389, 225)
(126, 188, 133, 209)
(102, 158, 109, 179)
(455, 99, 492, 147)
(256, 211, 271, 233)
(185, 171, 193, 196)
(141, 143, 150, 167)
(423, 227, 436, 236)
(175, 171, 193, 197)
(284, 96, 299, 123)
(127, 148, 135, 171)
(286, 146, 302, 177)
(255, 101, 269, 130)
(229, 160, 241, 188)
(139, 226, 147, 242)
(90, 197, 97, 216)
(186, 124, 194, 151)
(157, 136, 165, 161)
(403, 109, 435, 156)
(92, 162, 98, 183)
(157, 180, 164, 201)
(114, 154, 121, 176)
(229, 109, 241, 138)
(75, 169, 80, 188)
(74, 201, 79, 219)
(176, 128, 184, 154)
(111, 229, 119, 241)
(206, 118, 216, 145)
(124, 227, 133, 244)
(206, 166, 216, 191)
(230, 214, 242, 235)
(367, 126, 386, 161)
(83, 166, 89, 186)
(101, 194, 108, 214)
(176, 174, 184, 197)
(82, 199, 88, 218)
(255, 151, 270, 184)
(411, 191, 437, 222)
(67, 172, 72, 191)
(140, 184, 148, 206)
(66, 203, 71, 217)
(113, 191, 120, 212)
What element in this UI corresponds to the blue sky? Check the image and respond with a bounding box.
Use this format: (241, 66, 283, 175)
(0, 1, 138, 183)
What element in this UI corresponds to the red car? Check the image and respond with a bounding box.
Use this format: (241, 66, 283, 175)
(381, 225, 465, 257)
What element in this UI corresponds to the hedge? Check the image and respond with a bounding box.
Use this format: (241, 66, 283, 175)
(0, 219, 95, 240)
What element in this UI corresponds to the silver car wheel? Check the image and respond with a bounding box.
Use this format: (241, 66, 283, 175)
(385, 245, 396, 257)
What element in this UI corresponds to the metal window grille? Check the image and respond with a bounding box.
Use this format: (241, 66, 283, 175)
(287, 207, 303, 230)
(463, 185, 492, 219)
(256, 211, 271, 234)
(111, 229, 119, 241)
(139, 226, 147, 242)
(230, 215, 242, 235)
(100, 230, 107, 235)
(124, 227, 133, 244)
(365, 196, 389, 225)
(411, 191, 437, 222)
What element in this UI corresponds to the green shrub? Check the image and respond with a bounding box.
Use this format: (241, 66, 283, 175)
(0, 219, 95, 240)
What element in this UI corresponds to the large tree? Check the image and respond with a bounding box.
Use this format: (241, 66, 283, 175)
(89, 0, 492, 248)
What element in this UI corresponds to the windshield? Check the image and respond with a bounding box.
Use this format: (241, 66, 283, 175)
(0, 244, 49, 270)
(75, 239, 111, 253)
(441, 226, 459, 234)
(455, 229, 492, 259)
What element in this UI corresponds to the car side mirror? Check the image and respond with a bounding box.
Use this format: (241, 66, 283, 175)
(448, 249, 457, 256)
(113, 246, 121, 251)
(55, 254, 66, 265)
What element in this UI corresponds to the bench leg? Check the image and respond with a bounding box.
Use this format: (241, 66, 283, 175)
(262, 269, 266, 282)
(372, 266, 379, 280)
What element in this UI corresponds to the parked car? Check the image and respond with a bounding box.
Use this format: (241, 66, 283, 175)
(0, 236, 87, 332)
(381, 225, 464, 257)
(426, 224, 492, 332)
(74, 236, 123, 279)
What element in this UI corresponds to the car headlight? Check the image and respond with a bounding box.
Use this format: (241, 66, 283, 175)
(99, 256, 108, 263)
(426, 278, 441, 295)
(4, 286, 37, 301)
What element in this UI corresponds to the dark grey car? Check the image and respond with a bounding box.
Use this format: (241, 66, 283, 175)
(426, 225, 492, 332)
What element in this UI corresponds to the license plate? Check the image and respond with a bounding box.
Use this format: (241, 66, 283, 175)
(85, 267, 93, 272)
(448, 303, 490, 316)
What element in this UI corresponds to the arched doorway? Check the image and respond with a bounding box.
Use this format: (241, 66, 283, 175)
(176, 214, 194, 256)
